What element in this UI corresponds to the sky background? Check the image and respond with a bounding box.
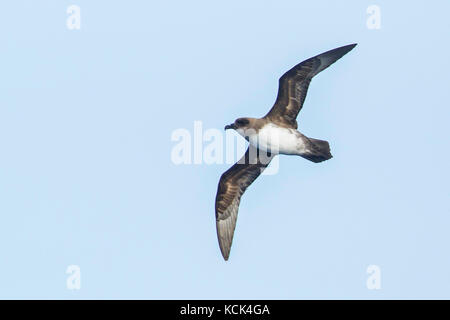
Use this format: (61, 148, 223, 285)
(0, 0, 449, 299)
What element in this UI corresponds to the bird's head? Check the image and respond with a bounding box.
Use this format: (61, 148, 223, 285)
(224, 118, 251, 136)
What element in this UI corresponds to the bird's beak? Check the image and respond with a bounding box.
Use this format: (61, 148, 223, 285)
(224, 123, 235, 130)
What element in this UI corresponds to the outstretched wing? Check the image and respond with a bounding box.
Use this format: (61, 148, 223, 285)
(215, 146, 273, 261)
(265, 43, 357, 128)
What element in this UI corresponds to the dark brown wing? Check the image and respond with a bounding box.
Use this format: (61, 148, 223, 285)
(215, 146, 273, 261)
(265, 44, 357, 128)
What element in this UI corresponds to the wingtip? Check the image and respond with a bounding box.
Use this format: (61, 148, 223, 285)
(343, 43, 358, 51)
(332, 43, 357, 57)
(220, 248, 230, 261)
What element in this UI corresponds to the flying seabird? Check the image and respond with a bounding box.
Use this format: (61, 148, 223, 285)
(215, 44, 357, 261)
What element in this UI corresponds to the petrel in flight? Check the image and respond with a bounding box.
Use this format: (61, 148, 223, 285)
(215, 44, 357, 261)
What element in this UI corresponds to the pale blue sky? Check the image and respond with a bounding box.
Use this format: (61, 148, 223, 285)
(0, 0, 449, 299)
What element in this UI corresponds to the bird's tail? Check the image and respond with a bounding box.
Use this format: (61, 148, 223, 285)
(300, 138, 333, 163)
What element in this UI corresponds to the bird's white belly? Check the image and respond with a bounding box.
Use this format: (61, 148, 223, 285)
(247, 124, 305, 155)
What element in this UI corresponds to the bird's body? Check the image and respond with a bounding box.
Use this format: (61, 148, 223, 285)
(245, 122, 305, 155)
(239, 121, 310, 156)
(215, 44, 357, 260)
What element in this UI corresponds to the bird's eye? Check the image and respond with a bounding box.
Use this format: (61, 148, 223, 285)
(236, 118, 249, 126)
